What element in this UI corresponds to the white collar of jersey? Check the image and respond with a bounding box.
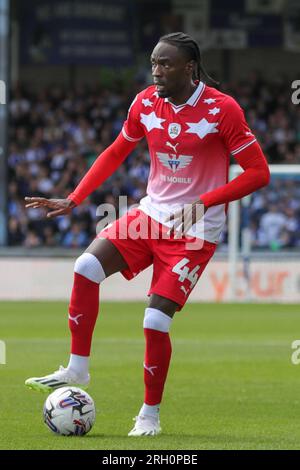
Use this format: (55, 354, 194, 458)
(164, 81, 205, 109)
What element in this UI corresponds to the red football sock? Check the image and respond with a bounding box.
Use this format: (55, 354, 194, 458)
(144, 328, 172, 406)
(68, 272, 99, 356)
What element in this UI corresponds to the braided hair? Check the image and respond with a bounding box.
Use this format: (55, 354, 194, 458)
(159, 32, 218, 85)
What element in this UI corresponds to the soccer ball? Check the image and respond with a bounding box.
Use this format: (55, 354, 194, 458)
(43, 386, 96, 436)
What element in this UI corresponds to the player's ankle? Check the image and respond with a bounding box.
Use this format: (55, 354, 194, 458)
(67, 353, 90, 378)
(139, 403, 160, 419)
(67, 367, 89, 380)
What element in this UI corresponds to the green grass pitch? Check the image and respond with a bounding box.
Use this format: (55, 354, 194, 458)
(0, 301, 300, 450)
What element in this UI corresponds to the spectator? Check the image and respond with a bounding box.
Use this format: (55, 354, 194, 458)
(62, 222, 89, 248)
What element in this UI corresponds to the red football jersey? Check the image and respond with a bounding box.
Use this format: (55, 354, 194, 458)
(122, 82, 256, 243)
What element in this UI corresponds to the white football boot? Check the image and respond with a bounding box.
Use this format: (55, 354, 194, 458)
(25, 366, 90, 393)
(128, 414, 162, 436)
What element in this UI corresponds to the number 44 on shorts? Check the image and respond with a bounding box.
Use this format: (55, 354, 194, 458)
(172, 258, 201, 296)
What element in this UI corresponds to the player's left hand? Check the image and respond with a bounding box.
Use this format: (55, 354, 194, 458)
(164, 199, 207, 238)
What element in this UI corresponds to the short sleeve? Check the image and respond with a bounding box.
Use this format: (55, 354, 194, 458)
(219, 96, 256, 156)
(122, 93, 145, 142)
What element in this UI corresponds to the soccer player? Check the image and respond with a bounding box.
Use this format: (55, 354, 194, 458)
(24, 32, 270, 436)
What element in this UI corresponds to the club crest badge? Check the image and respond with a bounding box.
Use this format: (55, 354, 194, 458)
(168, 123, 181, 139)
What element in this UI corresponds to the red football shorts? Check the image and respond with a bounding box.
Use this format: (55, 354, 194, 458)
(98, 209, 216, 310)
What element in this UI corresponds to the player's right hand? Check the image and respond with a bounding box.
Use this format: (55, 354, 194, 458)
(24, 197, 76, 218)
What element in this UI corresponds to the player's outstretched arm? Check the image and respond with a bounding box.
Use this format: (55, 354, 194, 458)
(67, 131, 138, 206)
(25, 131, 138, 217)
(24, 197, 76, 218)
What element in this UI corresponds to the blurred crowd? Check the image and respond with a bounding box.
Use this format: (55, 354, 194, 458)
(8, 72, 300, 249)
(248, 178, 300, 249)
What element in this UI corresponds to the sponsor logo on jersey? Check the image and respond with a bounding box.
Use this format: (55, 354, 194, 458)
(160, 174, 192, 184)
(156, 152, 193, 173)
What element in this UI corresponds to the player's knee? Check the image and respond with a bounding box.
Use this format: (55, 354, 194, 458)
(143, 307, 172, 332)
(74, 253, 106, 284)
